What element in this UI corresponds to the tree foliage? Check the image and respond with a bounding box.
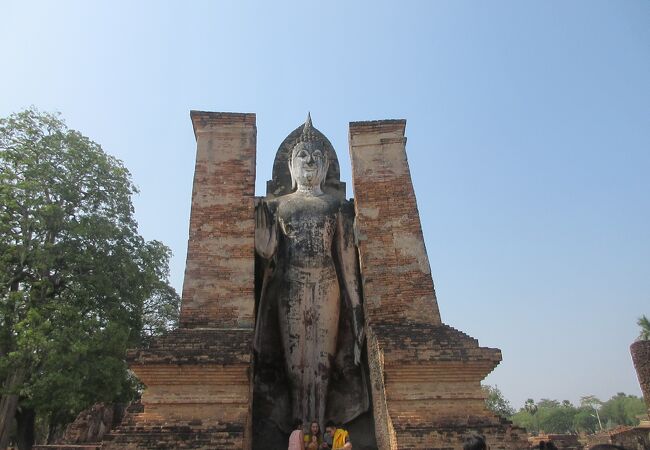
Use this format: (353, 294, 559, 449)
(599, 392, 647, 428)
(483, 385, 515, 418)
(638, 315, 650, 341)
(0, 108, 179, 446)
(573, 408, 600, 434)
(510, 393, 646, 435)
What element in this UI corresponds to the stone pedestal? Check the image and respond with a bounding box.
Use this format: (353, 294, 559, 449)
(104, 112, 257, 450)
(349, 120, 528, 449)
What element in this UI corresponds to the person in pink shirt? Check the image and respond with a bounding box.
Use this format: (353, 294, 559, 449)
(288, 419, 305, 450)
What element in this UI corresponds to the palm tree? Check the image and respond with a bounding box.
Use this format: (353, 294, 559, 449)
(637, 315, 650, 341)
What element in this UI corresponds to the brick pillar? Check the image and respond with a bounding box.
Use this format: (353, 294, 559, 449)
(180, 111, 257, 329)
(104, 112, 257, 450)
(349, 119, 441, 326)
(349, 120, 527, 450)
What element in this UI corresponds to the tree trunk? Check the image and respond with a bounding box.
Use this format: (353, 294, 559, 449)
(16, 406, 35, 450)
(0, 368, 26, 449)
(47, 418, 65, 445)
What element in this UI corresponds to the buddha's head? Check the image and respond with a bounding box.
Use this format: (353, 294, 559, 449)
(289, 114, 329, 192)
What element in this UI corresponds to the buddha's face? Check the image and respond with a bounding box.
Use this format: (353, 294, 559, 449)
(289, 141, 328, 190)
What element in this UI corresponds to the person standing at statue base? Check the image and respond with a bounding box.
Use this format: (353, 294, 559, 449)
(288, 419, 305, 450)
(304, 421, 323, 450)
(324, 421, 351, 450)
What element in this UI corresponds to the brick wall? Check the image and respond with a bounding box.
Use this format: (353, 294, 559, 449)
(630, 340, 650, 413)
(180, 111, 257, 329)
(103, 112, 257, 450)
(349, 119, 528, 450)
(349, 119, 441, 326)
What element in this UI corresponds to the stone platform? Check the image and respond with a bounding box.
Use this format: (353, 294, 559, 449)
(33, 447, 101, 450)
(102, 329, 253, 449)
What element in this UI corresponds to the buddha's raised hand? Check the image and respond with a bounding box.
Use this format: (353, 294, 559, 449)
(255, 201, 277, 259)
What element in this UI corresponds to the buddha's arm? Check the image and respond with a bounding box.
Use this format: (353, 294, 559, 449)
(335, 202, 365, 365)
(254, 200, 278, 259)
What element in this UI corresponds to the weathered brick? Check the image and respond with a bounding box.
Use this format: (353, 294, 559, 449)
(349, 120, 528, 450)
(180, 111, 257, 329)
(105, 114, 531, 450)
(104, 112, 257, 450)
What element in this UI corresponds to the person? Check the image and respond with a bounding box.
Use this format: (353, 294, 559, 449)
(304, 421, 322, 450)
(463, 434, 487, 450)
(324, 421, 351, 450)
(288, 419, 305, 450)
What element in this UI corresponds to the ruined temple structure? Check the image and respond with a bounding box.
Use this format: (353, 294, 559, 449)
(103, 112, 528, 449)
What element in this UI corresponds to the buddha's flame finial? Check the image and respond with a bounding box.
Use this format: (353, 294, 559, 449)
(298, 112, 319, 145)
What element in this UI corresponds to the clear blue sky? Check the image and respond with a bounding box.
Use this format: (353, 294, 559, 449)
(1, 1, 648, 409)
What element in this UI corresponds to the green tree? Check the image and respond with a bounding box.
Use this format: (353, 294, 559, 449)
(512, 399, 539, 434)
(599, 393, 646, 428)
(483, 385, 515, 418)
(0, 108, 179, 448)
(536, 400, 577, 434)
(579, 395, 603, 431)
(638, 315, 650, 341)
(512, 393, 647, 435)
(573, 408, 599, 434)
(537, 398, 561, 409)
(524, 398, 538, 415)
(511, 409, 537, 434)
(513, 398, 579, 435)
